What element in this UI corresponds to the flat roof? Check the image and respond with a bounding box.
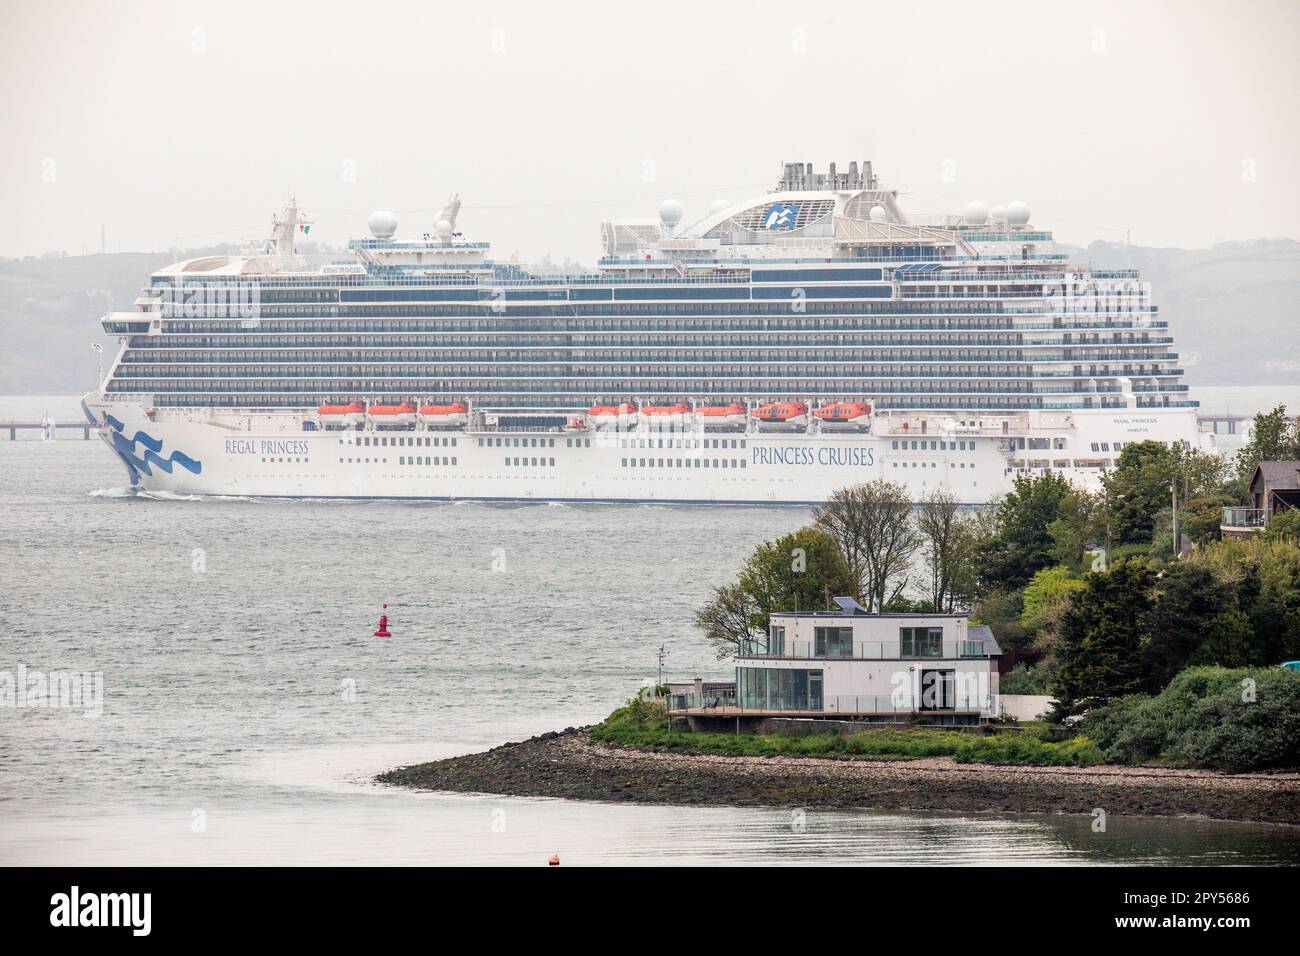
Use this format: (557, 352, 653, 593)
(770, 610, 969, 619)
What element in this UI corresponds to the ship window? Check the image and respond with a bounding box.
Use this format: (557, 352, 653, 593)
(566, 439, 572, 447)
(621, 458, 627, 467)
(741, 460, 746, 468)
(549, 458, 555, 466)
(452, 457, 458, 465)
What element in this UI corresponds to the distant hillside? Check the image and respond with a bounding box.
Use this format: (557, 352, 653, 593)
(1, 239, 1296, 395)
(1060, 238, 1300, 385)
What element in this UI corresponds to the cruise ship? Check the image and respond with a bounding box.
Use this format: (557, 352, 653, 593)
(83, 160, 1212, 504)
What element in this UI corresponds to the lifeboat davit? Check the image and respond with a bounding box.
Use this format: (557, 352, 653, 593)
(317, 402, 365, 427)
(418, 402, 468, 427)
(368, 402, 417, 427)
(752, 402, 809, 430)
(814, 401, 873, 431)
(563, 416, 587, 432)
(641, 403, 690, 428)
(696, 403, 746, 430)
(588, 403, 637, 429)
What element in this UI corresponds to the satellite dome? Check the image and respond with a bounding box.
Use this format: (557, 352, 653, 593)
(368, 210, 398, 240)
(1006, 200, 1031, 225)
(708, 198, 730, 215)
(434, 219, 453, 239)
(869, 205, 888, 223)
(991, 204, 1008, 223)
(659, 199, 684, 230)
(964, 201, 989, 226)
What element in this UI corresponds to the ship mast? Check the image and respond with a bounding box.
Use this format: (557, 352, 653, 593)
(267, 198, 312, 257)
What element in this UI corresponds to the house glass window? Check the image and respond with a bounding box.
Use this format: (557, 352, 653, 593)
(814, 626, 854, 657)
(736, 667, 823, 711)
(900, 626, 943, 657)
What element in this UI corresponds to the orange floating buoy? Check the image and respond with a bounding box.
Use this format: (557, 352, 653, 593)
(373, 603, 391, 638)
(548, 854, 560, 866)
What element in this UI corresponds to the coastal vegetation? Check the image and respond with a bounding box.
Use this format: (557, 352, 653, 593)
(1080, 666, 1300, 772)
(689, 404, 1300, 772)
(590, 697, 1102, 767)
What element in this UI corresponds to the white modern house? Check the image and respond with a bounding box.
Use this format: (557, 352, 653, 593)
(671, 597, 1002, 726)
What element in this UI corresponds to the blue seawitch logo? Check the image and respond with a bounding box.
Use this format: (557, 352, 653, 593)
(105, 415, 202, 477)
(764, 202, 799, 230)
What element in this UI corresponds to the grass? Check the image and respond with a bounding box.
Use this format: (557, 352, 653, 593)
(589, 699, 1103, 767)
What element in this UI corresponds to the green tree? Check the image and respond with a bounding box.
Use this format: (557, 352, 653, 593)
(1101, 441, 1175, 545)
(914, 486, 981, 613)
(1020, 566, 1085, 634)
(1262, 508, 1300, 543)
(1047, 488, 1109, 569)
(1054, 559, 1156, 716)
(812, 480, 918, 611)
(976, 472, 1073, 591)
(693, 526, 855, 659)
(1234, 404, 1300, 480)
(1142, 563, 1233, 692)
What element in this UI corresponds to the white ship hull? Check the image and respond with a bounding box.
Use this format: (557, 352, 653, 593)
(85, 398, 1212, 505)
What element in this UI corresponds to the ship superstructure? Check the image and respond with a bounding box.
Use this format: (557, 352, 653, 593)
(84, 162, 1209, 503)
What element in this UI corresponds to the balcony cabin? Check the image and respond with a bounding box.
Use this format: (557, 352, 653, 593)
(1221, 460, 1300, 538)
(668, 597, 1001, 730)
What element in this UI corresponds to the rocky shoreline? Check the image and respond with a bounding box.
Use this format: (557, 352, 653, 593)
(378, 729, 1300, 825)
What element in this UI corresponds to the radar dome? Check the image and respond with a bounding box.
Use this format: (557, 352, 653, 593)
(869, 205, 888, 223)
(708, 198, 730, 215)
(1006, 201, 1031, 225)
(368, 210, 398, 239)
(659, 199, 684, 230)
(991, 204, 1008, 223)
(964, 201, 989, 226)
(435, 219, 453, 239)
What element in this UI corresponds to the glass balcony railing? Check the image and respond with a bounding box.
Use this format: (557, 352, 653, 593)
(666, 693, 999, 714)
(738, 640, 991, 660)
(1221, 507, 1266, 528)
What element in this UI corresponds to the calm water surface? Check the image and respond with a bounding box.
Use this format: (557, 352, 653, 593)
(1, 395, 1298, 865)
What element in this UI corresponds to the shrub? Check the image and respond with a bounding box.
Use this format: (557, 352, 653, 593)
(999, 662, 1055, 695)
(1080, 666, 1300, 771)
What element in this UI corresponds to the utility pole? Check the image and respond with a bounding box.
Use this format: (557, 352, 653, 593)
(657, 644, 669, 733)
(1171, 475, 1179, 559)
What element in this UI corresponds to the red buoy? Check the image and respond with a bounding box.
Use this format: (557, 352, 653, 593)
(373, 603, 391, 638)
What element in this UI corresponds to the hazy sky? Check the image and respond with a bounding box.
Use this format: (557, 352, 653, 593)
(3, 0, 1297, 261)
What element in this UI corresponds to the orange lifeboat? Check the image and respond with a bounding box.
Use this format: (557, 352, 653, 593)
(367, 402, 417, 428)
(418, 402, 468, 427)
(696, 403, 746, 430)
(641, 403, 689, 428)
(813, 401, 873, 430)
(752, 402, 809, 430)
(317, 402, 366, 427)
(588, 403, 637, 429)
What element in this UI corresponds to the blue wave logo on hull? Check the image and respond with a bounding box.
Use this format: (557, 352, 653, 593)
(105, 415, 202, 477)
